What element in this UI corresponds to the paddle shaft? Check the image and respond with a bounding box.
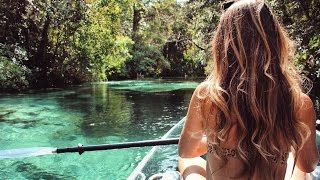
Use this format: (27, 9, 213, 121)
(56, 138, 179, 154)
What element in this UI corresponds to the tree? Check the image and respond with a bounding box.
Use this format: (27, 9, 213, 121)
(269, 0, 320, 91)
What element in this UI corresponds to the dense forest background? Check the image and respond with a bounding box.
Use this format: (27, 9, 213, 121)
(0, 0, 319, 91)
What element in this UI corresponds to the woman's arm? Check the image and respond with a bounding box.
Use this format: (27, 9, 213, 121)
(179, 84, 208, 158)
(295, 94, 319, 173)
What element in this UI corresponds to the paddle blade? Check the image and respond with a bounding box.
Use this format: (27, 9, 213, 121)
(0, 147, 57, 158)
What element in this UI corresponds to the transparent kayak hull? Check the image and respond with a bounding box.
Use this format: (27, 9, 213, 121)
(127, 118, 184, 180)
(128, 118, 320, 180)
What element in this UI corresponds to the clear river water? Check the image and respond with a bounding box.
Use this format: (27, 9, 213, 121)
(0, 80, 198, 179)
(0, 79, 319, 179)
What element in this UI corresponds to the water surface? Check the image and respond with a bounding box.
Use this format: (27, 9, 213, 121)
(0, 80, 319, 179)
(0, 80, 198, 179)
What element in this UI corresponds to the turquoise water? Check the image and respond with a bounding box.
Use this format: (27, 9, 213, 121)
(0, 80, 319, 179)
(128, 118, 185, 179)
(130, 95, 320, 179)
(0, 80, 199, 179)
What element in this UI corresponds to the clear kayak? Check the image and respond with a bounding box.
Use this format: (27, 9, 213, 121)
(128, 117, 320, 180)
(127, 118, 185, 180)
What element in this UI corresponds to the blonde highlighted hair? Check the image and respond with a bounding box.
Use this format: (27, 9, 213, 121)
(200, 0, 310, 178)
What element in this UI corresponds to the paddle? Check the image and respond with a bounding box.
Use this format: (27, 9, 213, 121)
(0, 138, 179, 159)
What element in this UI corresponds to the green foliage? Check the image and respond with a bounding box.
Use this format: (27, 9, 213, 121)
(74, 0, 134, 81)
(267, 0, 320, 88)
(296, 35, 320, 80)
(126, 44, 168, 77)
(105, 36, 134, 79)
(0, 0, 319, 90)
(128, 0, 206, 78)
(0, 44, 30, 91)
(0, 55, 30, 91)
(183, 0, 222, 50)
(0, 0, 89, 88)
(0, 58, 30, 91)
(183, 45, 206, 76)
(129, 0, 192, 78)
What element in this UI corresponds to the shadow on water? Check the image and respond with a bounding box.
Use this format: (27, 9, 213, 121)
(56, 80, 320, 140)
(0, 107, 64, 129)
(123, 89, 191, 137)
(56, 84, 133, 138)
(14, 161, 76, 180)
(55, 81, 194, 139)
(0, 109, 16, 119)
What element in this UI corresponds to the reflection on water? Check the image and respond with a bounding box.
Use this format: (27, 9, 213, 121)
(0, 80, 198, 179)
(56, 81, 194, 140)
(0, 79, 319, 179)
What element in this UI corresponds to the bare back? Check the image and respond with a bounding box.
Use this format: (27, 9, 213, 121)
(179, 84, 319, 180)
(205, 124, 288, 179)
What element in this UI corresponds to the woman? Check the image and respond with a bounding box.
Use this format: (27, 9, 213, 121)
(178, 0, 319, 179)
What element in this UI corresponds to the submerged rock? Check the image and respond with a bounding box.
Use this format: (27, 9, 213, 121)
(15, 162, 76, 180)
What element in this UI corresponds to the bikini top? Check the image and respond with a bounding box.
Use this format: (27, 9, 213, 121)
(207, 142, 289, 165)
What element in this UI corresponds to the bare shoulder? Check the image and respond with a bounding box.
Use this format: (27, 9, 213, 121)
(193, 81, 211, 100)
(194, 81, 209, 93)
(191, 81, 213, 119)
(295, 94, 319, 172)
(297, 93, 316, 126)
(298, 93, 315, 116)
(300, 93, 314, 108)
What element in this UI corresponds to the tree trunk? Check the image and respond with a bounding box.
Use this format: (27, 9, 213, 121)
(33, 13, 51, 87)
(132, 3, 143, 44)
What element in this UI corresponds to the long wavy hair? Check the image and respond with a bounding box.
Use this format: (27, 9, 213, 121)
(201, 0, 310, 178)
